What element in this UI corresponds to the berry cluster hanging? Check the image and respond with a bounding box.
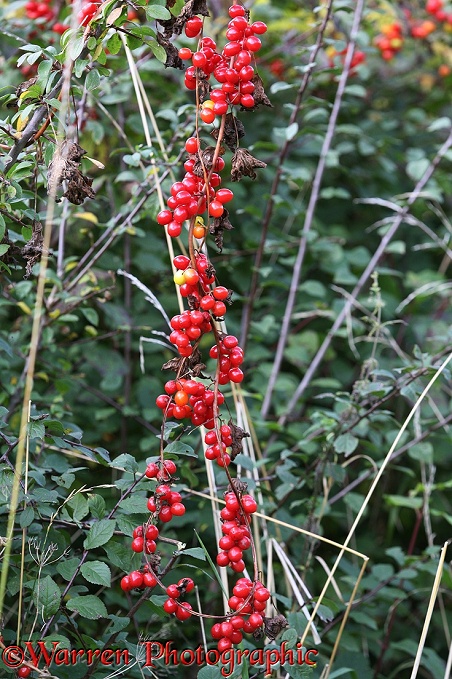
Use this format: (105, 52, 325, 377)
(121, 1, 283, 654)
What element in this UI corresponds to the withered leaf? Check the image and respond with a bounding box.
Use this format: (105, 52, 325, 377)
(228, 419, 250, 460)
(196, 70, 211, 102)
(264, 615, 289, 641)
(22, 220, 44, 278)
(192, 146, 219, 177)
(47, 140, 95, 205)
(211, 113, 245, 151)
(209, 208, 233, 253)
(231, 148, 267, 182)
(227, 478, 248, 495)
(162, 357, 184, 372)
(241, 74, 273, 111)
(156, 32, 183, 69)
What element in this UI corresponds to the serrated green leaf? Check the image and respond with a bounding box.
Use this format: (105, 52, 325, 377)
(68, 493, 90, 522)
(111, 453, 138, 473)
(88, 493, 106, 520)
(27, 421, 45, 440)
(33, 575, 60, 618)
(81, 560, 111, 587)
(56, 557, 81, 581)
(180, 547, 206, 561)
(83, 519, 116, 549)
(66, 594, 107, 620)
(107, 615, 130, 634)
(149, 42, 167, 63)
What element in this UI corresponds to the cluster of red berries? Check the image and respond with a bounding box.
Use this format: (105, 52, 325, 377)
(374, 22, 404, 61)
(147, 483, 186, 522)
(216, 491, 257, 571)
(157, 137, 229, 237)
(204, 424, 233, 467)
(156, 378, 225, 427)
(426, 0, 452, 24)
(211, 578, 270, 651)
(180, 5, 267, 115)
(120, 564, 158, 592)
(25, 0, 55, 22)
(209, 335, 244, 385)
(163, 577, 195, 621)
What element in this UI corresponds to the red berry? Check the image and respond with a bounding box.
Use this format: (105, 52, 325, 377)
(129, 570, 144, 589)
(157, 210, 173, 225)
(213, 286, 229, 300)
(178, 577, 195, 593)
(213, 301, 227, 317)
(242, 495, 257, 513)
(170, 502, 186, 516)
(159, 506, 173, 522)
(163, 598, 178, 614)
(18, 667, 32, 678)
(146, 525, 159, 540)
(185, 137, 199, 154)
(248, 612, 264, 629)
(185, 16, 203, 37)
(217, 637, 233, 652)
(143, 572, 157, 588)
(211, 622, 222, 639)
(228, 5, 246, 18)
(179, 47, 193, 60)
(131, 537, 144, 553)
(220, 621, 234, 637)
(251, 21, 268, 34)
(120, 575, 131, 591)
(216, 551, 230, 567)
(175, 602, 193, 620)
(228, 546, 243, 562)
(166, 584, 180, 598)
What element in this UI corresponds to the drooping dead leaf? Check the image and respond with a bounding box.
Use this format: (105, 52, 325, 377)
(209, 208, 234, 253)
(211, 113, 245, 151)
(47, 140, 96, 205)
(231, 148, 267, 182)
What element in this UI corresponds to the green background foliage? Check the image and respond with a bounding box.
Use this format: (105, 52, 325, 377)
(0, 0, 451, 677)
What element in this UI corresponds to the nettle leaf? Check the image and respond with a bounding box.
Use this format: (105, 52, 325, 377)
(103, 539, 141, 572)
(118, 495, 147, 513)
(333, 433, 359, 456)
(27, 421, 45, 440)
(33, 575, 61, 618)
(83, 519, 116, 549)
(66, 594, 108, 620)
(81, 561, 111, 587)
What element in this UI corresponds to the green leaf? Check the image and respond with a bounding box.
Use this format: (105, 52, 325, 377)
(117, 495, 147, 513)
(33, 575, 61, 618)
(111, 453, 138, 473)
(180, 547, 206, 561)
(384, 495, 423, 509)
(83, 519, 116, 549)
(69, 36, 85, 61)
(149, 41, 167, 63)
(198, 667, 223, 679)
(20, 507, 35, 528)
(285, 122, 299, 141)
(107, 615, 130, 634)
(103, 539, 141, 572)
(333, 433, 359, 456)
(145, 5, 171, 20)
(66, 594, 108, 620)
(164, 441, 196, 457)
(0, 244, 10, 257)
(27, 421, 45, 440)
(81, 560, 111, 587)
(85, 69, 100, 91)
(88, 494, 106, 520)
(107, 33, 122, 55)
(68, 493, 90, 523)
(56, 557, 81, 581)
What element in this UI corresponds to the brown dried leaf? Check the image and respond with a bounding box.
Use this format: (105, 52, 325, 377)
(228, 419, 250, 460)
(227, 478, 248, 494)
(231, 148, 266, 182)
(156, 32, 183, 69)
(209, 208, 233, 253)
(192, 146, 218, 177)
(263, 615, 289, 641)
(47, 140, 95, 205)
(241, 74, 273, 111)
(22, 220, 44, 278)
(211, 113, 245, 151)
(162, 357, 184, 372)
